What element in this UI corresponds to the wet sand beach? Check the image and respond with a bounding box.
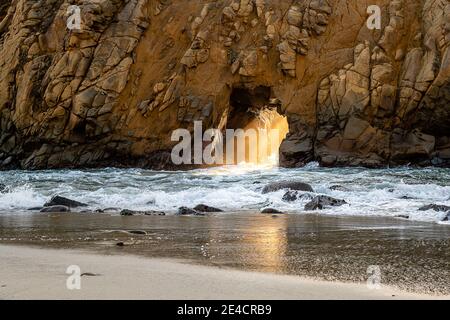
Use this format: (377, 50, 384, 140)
(0, 244, 442, 300)
(1, 212, 449, 297)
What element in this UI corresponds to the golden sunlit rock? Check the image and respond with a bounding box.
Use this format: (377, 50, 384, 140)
(0, 0, 449, 169)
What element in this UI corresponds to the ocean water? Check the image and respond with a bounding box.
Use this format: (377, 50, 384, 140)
(0, 163, 449, 223)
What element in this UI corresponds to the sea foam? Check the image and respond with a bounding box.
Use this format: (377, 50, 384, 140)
(0, 166, 448, 223)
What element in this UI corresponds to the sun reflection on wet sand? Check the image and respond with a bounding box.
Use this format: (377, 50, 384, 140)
(241, 216, 288, 272)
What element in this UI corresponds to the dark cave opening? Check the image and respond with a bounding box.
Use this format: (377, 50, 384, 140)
(227, 86, 272, 130)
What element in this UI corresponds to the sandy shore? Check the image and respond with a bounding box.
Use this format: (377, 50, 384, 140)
(0, 244, 445, 300)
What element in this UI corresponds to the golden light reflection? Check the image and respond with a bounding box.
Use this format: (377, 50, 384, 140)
(197, 108, 289, 175)
(243, 216, 288, 271)
(205, 215, 288, 272)
(243, 109, 289, 166)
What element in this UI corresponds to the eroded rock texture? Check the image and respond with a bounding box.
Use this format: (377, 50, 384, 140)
(0, 0, 449, 169)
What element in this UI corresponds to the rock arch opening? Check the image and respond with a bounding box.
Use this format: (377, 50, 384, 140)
(225, 86, 288, 165)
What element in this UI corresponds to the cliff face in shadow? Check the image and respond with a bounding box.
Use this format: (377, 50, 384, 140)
(0, 0, 449, 169)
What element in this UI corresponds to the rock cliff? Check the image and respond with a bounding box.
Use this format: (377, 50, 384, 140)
(0, 0, 449, 169)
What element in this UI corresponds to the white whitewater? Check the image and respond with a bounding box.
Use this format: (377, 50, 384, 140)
(0, 164, 449, 223)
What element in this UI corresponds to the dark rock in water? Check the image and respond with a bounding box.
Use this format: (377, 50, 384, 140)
(304, 195, 347, 211)
(120, 209, 135, 216)
(262, 181, 314, 194)
(177, 206, 204, 216)
(395, 214, 410, 219)
(329, 185, 350, 192)
(0, 183, 7, 193)
(443, 212, 450, 221)
(261, 208, 284, 214)
(44, 195, 88, 208)
(120, 209, 136, 216)
(120, 209, 165, 216)
(127, 230, 147, 235)
(282, 191, 298, 202)
(144, 210, 166, 216)
(27, 207, 43, 211)
(116, 242, 125, 247)
(81, 272, 100, 277)
(40, 205, 70, 213)
(282, 190, 314, 202)
(102, 207, 121, 212)
(418, 204, 450, 212)
(96, 207, 121, 213)
(193, 204, 223, 212)
(400, 196, 415, 200)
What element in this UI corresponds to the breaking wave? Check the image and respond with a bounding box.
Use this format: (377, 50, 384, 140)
(0, 164, 449, 222)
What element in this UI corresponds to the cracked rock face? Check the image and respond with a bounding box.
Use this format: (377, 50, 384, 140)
(0, 0, 449, 169)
